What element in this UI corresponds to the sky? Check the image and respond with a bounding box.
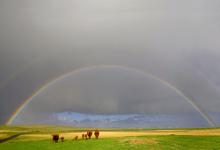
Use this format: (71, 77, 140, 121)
(0, 0, 220, 127)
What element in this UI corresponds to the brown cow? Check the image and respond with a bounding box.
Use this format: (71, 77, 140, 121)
(94, 129, 100, 139)
(60, 136, 64, 142)
(52, 134, 59, 143)
(84, 134, 88, 140)
(74, 136, 78, 140)
(87, 130, 93, 139)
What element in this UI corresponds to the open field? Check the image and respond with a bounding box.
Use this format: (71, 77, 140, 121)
(1, 125, 220, 150)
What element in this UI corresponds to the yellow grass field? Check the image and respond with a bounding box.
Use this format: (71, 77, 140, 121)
(15, 128, 220, 141)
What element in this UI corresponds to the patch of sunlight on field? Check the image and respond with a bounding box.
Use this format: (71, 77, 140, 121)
(0, 130, 26, 133)
(0, 134, 8, 138)
(17, 129, 220, 141)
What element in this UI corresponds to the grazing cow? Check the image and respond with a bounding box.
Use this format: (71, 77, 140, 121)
(60, 136, 64, 142)
(94, 129, 100, 139)
(87, 131, 93, 139)
(74, 136, 78, 140)
(52, 134, 59, 143)
(82, 134, 85, 139)
(84, 134, 88, 140)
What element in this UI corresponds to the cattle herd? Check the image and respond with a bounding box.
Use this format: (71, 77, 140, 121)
(52, 129, 100, 143)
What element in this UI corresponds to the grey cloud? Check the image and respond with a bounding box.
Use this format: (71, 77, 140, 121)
(0, 0, 220, 127)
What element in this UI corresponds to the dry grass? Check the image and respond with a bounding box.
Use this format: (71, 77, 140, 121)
(16, 128, 220, 141)
(0, 130, 25, 133)
(128, 138, 158, 145)
(0, 134, 8, 138)
(121, 137, 158, 145)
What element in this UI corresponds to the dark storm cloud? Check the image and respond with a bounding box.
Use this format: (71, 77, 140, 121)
(0, 0, 220, 126)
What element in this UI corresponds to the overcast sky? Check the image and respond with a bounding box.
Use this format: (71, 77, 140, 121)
(0, 0, 220, 127)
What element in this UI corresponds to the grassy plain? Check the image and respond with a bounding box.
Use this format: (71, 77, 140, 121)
(0, 125, 220, 150)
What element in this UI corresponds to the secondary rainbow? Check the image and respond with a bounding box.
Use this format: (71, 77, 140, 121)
(6, 65, 216, 127)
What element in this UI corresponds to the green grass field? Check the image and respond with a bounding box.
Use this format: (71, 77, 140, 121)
(1, 125, 220, 150)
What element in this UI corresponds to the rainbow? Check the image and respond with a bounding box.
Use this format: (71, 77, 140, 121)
(6, 65, 215, 127)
